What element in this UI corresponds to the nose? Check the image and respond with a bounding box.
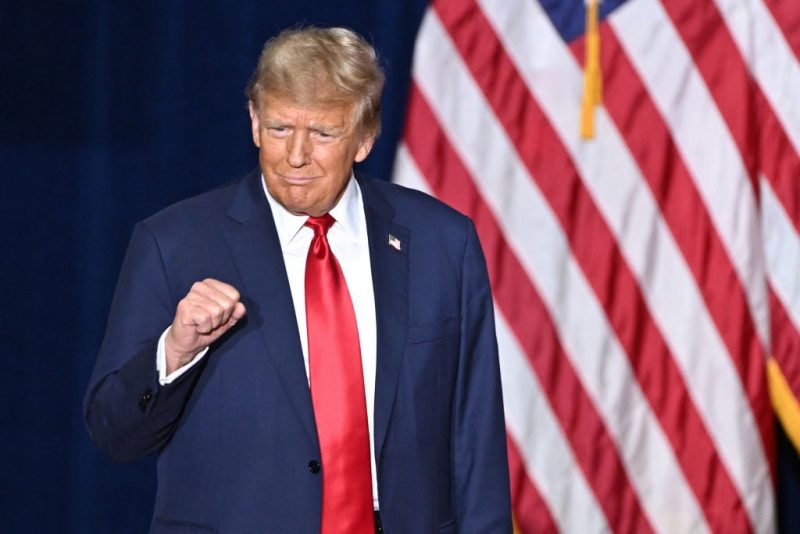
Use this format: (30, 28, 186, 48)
(287, 131, 311, 168)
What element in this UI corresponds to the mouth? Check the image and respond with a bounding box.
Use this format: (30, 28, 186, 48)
(280, 174, 319, 185)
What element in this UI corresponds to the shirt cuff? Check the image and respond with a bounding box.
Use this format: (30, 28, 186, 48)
(157, 327, 209, 385)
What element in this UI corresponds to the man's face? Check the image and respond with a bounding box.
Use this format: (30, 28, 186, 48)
(249, 93, 375, 217)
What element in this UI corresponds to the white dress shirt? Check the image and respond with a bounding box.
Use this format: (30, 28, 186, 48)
(156, 175, 380, 508)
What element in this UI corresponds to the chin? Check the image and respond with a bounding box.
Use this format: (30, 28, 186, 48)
(283, 200, 322, 217)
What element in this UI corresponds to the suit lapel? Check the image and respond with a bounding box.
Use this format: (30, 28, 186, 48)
(223, 172, 318, 448)
(359, 177, 410, 463)
(220, 173, 409, 459)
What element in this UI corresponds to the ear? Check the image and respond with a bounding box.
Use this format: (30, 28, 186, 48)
(248, 101, 261, 148)
(354, 132, 376, 163)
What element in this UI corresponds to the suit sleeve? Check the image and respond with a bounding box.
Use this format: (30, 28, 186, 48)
(83, 221, 203, 463)
(451, 220, 513, 532)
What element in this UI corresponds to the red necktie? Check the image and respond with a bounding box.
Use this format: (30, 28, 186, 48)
(304, 214, 374, 534)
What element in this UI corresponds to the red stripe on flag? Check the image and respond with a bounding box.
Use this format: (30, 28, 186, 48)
(758, 94, 800, 238)
(763, 0, 800, 63)
(663, 0, 800, 232)
(660, 0, 800, 471)
(662, 0, 800, 244)
(770, 289, 800, 398)
(570, 20, 764, 527)
(660, 0, 759, 185)
(403, 82, 655, 534)
(507, 434, 558, 534)
(433, 1, 751, 529)
(587, 23, 762, 526)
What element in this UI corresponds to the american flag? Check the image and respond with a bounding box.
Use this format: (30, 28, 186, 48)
(392, 0, 800, 532)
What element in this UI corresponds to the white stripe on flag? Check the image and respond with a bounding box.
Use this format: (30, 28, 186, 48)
(393, 148, 613, 533)
(762, 176, 800, 332)
(413, 10, 707, 531)
(393, 144, 431, 195)
(476, 1, 773, 529)
(714, 0, 800, 156)
(495, 309, 610, 534)
(611, 0, 770, 348)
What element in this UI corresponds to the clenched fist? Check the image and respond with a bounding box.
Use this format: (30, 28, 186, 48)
(165, 278, 247, 374)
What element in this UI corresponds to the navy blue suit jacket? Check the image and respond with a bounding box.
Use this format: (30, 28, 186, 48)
(84, 170, 511, 533)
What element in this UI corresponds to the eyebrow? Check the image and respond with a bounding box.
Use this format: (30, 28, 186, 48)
(263, 118, 346, 136)
(263, 119, 291, 129)
(308, 123, 345, 135)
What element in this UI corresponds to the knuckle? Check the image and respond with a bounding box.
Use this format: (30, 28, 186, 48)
(176, 299, 191, 314)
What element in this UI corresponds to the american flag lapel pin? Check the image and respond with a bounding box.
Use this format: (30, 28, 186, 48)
(388, 234, 401, 252)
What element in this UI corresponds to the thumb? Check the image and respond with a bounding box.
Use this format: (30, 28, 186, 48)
(218, 303, 246, 333)
(232, 302, 247, 321)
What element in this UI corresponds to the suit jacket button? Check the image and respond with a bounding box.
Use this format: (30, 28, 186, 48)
(138, 388, 154, 412)
(308, 460, 320, 474)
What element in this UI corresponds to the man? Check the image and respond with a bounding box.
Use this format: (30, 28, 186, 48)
(85, 26, 511, 533)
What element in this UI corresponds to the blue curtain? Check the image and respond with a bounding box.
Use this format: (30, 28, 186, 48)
(1, 1, 426, 531)
(1, 1, 797, 532)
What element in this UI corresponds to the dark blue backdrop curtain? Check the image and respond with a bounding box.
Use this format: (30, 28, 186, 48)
(1, 2, 426, 531)
(1, 1, 798, 532)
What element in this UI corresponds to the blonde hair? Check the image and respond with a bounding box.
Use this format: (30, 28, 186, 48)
(245, 26, 385, 136)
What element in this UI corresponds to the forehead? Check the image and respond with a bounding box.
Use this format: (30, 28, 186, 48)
(259, 92, 357, 127)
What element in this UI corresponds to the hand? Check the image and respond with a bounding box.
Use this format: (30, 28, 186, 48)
(165, 278, 247, 374)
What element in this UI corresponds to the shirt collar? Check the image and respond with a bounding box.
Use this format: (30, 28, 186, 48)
(261, 173, 364, 247)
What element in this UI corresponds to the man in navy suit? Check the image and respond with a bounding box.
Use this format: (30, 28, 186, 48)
(85, 26, 511, 533)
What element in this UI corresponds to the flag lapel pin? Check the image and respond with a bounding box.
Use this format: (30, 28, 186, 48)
(388, 234, 402, 251)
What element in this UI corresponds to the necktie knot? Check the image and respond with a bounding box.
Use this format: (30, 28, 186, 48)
(305, 213, 335, 237)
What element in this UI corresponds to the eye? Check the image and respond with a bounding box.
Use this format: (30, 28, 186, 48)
(267, 126, 290, 138)
(312, 129, 337, 142)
